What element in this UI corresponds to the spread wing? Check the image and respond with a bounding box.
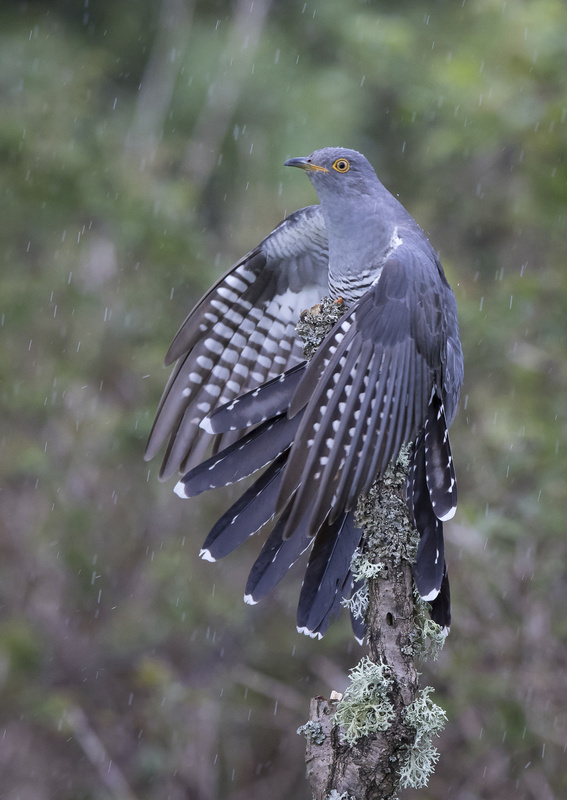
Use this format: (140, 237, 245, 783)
(145, 204, 329, 479)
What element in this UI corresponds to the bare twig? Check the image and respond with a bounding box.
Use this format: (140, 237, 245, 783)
(65, 705, 139, 800)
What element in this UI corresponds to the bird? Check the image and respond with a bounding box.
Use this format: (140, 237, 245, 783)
(145, 147, 463, 640)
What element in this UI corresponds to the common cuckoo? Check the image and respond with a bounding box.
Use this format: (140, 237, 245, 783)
(145, 147, 463, 639)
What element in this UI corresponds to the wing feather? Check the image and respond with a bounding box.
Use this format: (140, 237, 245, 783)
(146, 205, 329, 477)
(244, 506, 312, 603)
(296, 512, 362, 638)
(200, 454, 286, 561)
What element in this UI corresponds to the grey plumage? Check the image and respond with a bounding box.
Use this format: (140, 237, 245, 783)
(146, 147, 463, 638)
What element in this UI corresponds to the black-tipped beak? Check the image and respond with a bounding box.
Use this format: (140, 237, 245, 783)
(284, 157, 328, 173)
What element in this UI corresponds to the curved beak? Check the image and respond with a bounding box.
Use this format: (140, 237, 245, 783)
(284, 156, 328, 173)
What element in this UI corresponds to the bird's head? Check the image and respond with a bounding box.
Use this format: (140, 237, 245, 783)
(284, 147, 379, 201)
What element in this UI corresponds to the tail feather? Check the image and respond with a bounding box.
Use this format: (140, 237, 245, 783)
(408, 437, 446, 602)
(429, 563, 451, 631)
(424, 392, 457, 522)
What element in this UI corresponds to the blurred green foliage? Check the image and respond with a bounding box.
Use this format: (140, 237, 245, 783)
(1, 0, 566, 798)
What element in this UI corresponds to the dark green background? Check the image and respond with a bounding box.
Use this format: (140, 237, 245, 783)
(1, 0, 566, 797)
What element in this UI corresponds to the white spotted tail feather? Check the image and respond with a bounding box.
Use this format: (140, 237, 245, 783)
(423, 390, 457, 522)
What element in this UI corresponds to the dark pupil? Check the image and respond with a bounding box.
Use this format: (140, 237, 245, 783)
(338, 161, 346, 170)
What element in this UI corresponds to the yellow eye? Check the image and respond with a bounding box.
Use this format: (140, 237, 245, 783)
(332, 158, 350, 173)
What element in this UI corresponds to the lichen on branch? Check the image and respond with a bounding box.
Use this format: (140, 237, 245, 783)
(333, 657, 395, 744)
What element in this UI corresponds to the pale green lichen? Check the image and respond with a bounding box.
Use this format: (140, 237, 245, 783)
(343, 442, 447, 662)
(341, 548, 386, 623)
(410, 591, 447, 661)
(333, 657, 395, 744)
(350, 547, 386, 581)
(297, 720, 326, 745)
(398, 687, 447, 789)
(326, 791, 356, 800)
(341, 579, 368, 621)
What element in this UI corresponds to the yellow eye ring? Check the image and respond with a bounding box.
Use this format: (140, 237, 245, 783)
(332, 158, 350, 173)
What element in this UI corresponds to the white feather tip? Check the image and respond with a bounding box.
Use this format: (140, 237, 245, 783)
(174, 481, 188, 499)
